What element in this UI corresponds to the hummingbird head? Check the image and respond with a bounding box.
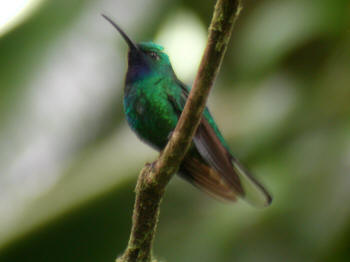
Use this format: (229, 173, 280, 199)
(102, 15, 174, 84)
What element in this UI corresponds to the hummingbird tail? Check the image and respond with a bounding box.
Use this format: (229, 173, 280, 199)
(179, 157, 237, 202)
(192, 118, 272, 207)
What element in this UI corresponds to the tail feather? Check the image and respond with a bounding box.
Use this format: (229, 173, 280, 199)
(191, 118, 272, 207)
(179, 157, 237, 201)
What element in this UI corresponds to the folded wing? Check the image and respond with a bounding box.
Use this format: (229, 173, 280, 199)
(172, 80, 272, 207)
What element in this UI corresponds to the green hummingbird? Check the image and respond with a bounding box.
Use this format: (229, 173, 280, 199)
(103, 15, 272, 207)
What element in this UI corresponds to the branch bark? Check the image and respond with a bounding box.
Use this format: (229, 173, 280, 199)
(117, 1, 242, 261)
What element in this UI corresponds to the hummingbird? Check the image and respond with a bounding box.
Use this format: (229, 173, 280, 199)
(102, 15, 272, 207)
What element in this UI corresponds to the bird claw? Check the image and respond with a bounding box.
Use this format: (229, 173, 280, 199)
(167, 131, 174, 140)
(146, 161, 157, 171)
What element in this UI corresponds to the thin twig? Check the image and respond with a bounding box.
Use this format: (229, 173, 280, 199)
(117, 1, 242, 261)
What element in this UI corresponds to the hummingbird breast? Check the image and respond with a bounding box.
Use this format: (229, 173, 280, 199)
(124, 77, 180, 150)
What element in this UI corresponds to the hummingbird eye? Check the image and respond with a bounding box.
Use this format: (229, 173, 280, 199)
(148, 51, 160, 61)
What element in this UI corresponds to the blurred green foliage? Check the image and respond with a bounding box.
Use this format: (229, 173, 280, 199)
(0, 0, 350, 261)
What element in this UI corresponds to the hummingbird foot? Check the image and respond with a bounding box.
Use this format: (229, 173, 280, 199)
(167, 131, 174, 140)
(145, 161, 157, 172)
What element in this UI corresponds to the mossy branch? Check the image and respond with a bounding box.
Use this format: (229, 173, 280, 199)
(117, 1, 242, 261)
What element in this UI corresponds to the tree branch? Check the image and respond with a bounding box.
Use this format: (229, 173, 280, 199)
(117, 1, 242, 261)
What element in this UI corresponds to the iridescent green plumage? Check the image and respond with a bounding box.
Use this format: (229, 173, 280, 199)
(103, 15, 272, 207)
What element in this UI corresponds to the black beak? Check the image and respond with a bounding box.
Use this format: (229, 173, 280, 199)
(102, 14, 139, 51)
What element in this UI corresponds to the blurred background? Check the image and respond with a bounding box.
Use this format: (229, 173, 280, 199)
(0, 0, 349, 261)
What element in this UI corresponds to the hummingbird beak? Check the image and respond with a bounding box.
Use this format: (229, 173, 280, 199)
(102, 14, 139, 51)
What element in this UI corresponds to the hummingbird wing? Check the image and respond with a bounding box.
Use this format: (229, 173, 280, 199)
(171, 80, 272, 207)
